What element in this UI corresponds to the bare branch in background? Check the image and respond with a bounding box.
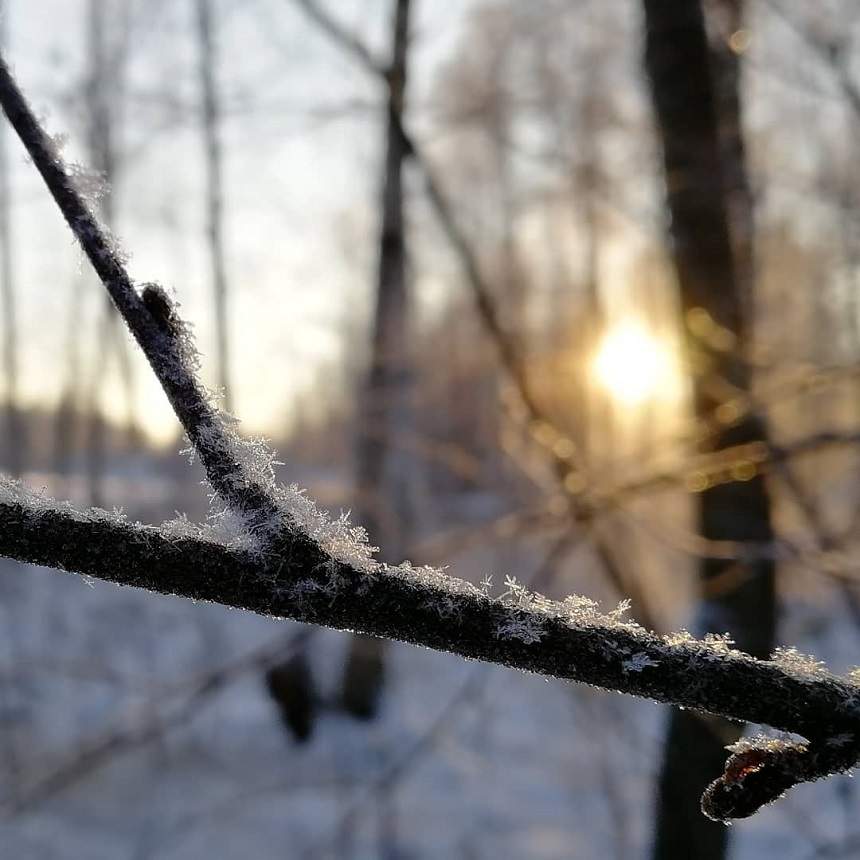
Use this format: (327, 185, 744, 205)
(1, 34, 859, 824)
(286, 0, 660, 632)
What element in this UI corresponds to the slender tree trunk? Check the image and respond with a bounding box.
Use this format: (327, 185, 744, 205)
(84, 0, 137, 505)
(340, 0, 415, 720)
(196, 0, 231, 414)
(642, 2, 776, 858)
(0, 2, 22, 478)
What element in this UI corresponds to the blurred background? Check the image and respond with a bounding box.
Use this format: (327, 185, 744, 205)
(2, 0, 860, 857)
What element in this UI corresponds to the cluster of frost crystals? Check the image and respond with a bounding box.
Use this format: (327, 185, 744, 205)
(66, 162, 109, 204)
(387, 561, 482, 620)
(623, 652, 660, 673)
(70, 213, 130, 267)
(770, 646, 831, 682)
(726, 733, 806, 756)
(0, 476, 129, 527)
(847, 667, 860, 686)
(495, 614, 545, 644)
(698, 633, 735, 659)
(663, 629, 697, 647)
(176, 391, 381, 572)
(160, 512, 204, 541)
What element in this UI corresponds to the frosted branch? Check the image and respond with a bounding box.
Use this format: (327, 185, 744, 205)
(2, 488, 860, 819)
(0, 55, 280, 531)
(0, 42, 858, 825)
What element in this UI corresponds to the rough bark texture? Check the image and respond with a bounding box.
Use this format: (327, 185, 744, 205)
(642, 1, 776, 856)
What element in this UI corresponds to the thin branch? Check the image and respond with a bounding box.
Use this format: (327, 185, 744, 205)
(2, 489, 860, 819)
(286, 0, 659, 632)
(761, 0, 860, 118)
(0, 55, 279, 528)
(6, 630, 311, 813)
(1, 33, 858, 824)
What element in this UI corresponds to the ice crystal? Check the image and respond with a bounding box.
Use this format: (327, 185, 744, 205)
(771, 646, 830, 681)
(623, 652, 660, 673)
(66, 162, 109, 203)
(495, 613, 545, 644)
(726, 733, 805, 756)
(664, 630, 696, 647)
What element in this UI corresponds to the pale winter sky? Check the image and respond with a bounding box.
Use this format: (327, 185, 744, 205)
(1, 0, 477, 444)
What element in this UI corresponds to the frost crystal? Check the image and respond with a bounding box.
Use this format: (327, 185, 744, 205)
(495, 613, 545, 644)
(770, 646, 830, 681)
(664, 630, 696, 647)
(623, 652, 660, 672)
(66, 162, 109, 204)
(726, 733, 806, 756)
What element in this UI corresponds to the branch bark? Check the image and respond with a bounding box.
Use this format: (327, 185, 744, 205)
(0, 487, 859, 820)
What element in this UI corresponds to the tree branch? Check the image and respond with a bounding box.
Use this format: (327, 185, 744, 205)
(0, 55, 281, 531)
(1, 39, 858, 823)
(286, 0, 660, 632)
(2, 485, 860, 819)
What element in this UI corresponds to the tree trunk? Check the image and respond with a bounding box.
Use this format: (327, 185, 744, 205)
(195, 0, 231, 414)
(83, 0, 136, 505)
(340, 0, 415, 721)
(641, 2, 776, 858)
(0, 4, 22, 478)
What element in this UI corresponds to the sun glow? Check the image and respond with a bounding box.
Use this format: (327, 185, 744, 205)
(592, 322, 676, 407)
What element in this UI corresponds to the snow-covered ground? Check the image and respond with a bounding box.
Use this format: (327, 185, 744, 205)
(2, 475, 859, 859)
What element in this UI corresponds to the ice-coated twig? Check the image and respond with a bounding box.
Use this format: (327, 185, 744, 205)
(702, 733, 860, 822)
(2, 488, 860, 818)
(0, 55, 280, 531)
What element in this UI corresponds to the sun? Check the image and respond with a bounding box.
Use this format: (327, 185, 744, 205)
(592, 322, 674, 406)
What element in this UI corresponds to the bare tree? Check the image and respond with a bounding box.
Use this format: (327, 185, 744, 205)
(195, 0, 232, 412)
(1, 24, 860, 832)
(340, 0, 416, 722)
(0, 1, 22, 478)
(82, 0, 137, 506)
(642, 1, 775, 857)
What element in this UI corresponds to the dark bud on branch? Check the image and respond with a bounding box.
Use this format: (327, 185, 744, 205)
(142, 283, 180, 338)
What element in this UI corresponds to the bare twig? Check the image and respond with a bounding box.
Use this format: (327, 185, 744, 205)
(0, 55, 279, 529)
(286, 0, 659, 632)
(6, 631, 311, 813)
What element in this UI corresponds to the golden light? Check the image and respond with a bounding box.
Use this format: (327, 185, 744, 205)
(592, 322, 675, 407)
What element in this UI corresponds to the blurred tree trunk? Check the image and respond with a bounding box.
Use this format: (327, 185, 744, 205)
(642, 2, 776, 858)
(83, 0, 136, 506)
(195, 0, 232, 413)
(340, 0, 415, 720)
(0, 4, 22, 478)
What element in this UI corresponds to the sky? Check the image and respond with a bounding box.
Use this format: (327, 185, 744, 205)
(0, 0, 477, 444)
